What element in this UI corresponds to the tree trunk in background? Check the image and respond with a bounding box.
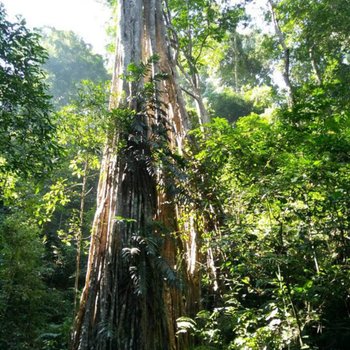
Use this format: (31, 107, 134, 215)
(193, 86, 210, 125)
(233, 33, 239, 92)
(71, 1, 191, 349)
(191, 72, 210, 125)
(73, 159, 88, 316)
(309, 46, 322, 85)
(268, 0, 294, 107)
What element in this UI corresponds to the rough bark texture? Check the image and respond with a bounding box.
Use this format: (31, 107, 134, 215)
(71, 1, 190, 349)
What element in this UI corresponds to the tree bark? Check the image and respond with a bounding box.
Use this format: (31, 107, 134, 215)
(71, 1, 190, 349)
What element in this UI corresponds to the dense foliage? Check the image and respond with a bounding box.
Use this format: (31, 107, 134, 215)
(1, 0, 350, 349)
(183, 83, 350, 348)
(0, 4, 57, 178)
(0, 6, 109, 349)
(173, 0, 350, 347)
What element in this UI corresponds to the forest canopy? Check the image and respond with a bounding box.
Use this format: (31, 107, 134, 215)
(0, 1, 350, 349)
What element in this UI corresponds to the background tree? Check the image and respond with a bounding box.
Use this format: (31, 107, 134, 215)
(0, 5, 64, 349)
(54, 80, 110, 314)
(40, 27, 110, 108)
(261, 0, 350, 103)
(216, 30, 272, 91)
(165, 0, 243, 124)
(0, 4, 110, 348)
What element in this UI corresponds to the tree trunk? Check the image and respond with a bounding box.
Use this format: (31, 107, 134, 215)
(193, 88, 210, 125)
(73, 159, 89, 315)
(71, 1, 190, 349)
(268, 0, 294, 107)
(309, 46, 322, 85)
(233, 33, 239, 92)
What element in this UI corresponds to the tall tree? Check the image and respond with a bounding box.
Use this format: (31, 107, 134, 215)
(72, 1, 190, 349)
(217, 30, 272, 91)
(165, 0, 242, 124)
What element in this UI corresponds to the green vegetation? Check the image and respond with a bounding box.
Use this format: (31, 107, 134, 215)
(184, 84, 350, 348)
(0, 5, 109, 349)
(40, 27, 110, 108)
(1, 0, 350, 349)
(0, 4, 57, 178)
